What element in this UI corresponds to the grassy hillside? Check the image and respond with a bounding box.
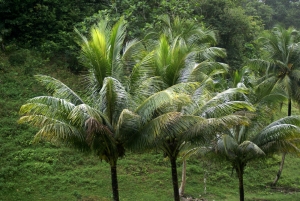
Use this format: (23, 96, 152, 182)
(1, 50, 300, 201)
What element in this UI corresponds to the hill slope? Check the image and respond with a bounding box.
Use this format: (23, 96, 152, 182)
(1, 51, 300, 201)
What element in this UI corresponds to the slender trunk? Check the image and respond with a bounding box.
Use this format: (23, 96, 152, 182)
(272, 153, 286, 187)
(272, 99, 291, 186)
(170, 156, 180, 201)
(179, 160, 187, 197)
(110, 164, 119, 201)
(236, 164, 244, 201)
(288, 98, 292, 116)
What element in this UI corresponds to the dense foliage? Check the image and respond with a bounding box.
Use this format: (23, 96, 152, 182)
(2, 0, 300, 72)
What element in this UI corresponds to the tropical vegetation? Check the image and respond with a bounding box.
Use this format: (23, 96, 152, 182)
(2, 1, 300, 201)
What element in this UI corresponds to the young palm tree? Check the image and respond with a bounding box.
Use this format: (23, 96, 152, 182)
(213, 115, 300, 201)
(249, 25, 300, 186)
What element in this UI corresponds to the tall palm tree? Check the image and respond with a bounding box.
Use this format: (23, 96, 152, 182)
(131, 15, 233, 201)
(249, 25, 300, 186)
(128, 15, 255, 201)
(19, 17, 156, 201)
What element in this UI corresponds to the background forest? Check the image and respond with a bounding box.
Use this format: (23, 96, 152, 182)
(1, 0, 300, 201)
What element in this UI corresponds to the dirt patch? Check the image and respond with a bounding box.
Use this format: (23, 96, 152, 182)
(270, 186, 300, 194)
(181, 196, 208, 201)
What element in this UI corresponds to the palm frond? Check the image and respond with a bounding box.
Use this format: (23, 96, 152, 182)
(156, 34, 171, 74)
(197, 88, 252, 115)
(115, 109, 141, 149)
(79, 24, 109, 89)
(138, 113, 202, 148)
(34, 75, 84, 105)
(96, 77, 129, 128)
(21, 96, 75, 113)
(200, 101, 255, 118)
(127, 51, 157, 93)
(19, 97, 76, 126)
(236, 141, 265, 162)
(122, 39, 146, 71)
(109, 17, 126, 78)
(135, 87, 193, 123)
(68, 104, 113, 131)
(253, 116, 300, 152)
(196, 47, 227, 61)
(130, 76, 166, 105)
(180, 61, 228, 83)
(36, 121, 84, 141)
(217, 134, 239, 159)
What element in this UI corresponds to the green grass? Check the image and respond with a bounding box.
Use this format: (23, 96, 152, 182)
(1, 50, 300, 201)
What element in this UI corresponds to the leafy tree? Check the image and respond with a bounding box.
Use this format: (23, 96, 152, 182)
(244, 0, 274, 28)
(284, 1, 300, 29)
(265, 0, 300, 29)
(75, 0, 199, 40)
(195, 0, 263, 72)
(249, 25, 300, 185)
(0, 0, 106, 70)
(1, 0, 105, 45)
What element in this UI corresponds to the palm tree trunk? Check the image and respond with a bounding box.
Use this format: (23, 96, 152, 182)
(272, 153, 286, 187)
(288, 98, 292, 116)
(272, 98, 291, 186)
(110, 164, 119, 201)
(170, 156, 180, 201)
(179, 159, 187, 197)
(236, 164, 244, 201)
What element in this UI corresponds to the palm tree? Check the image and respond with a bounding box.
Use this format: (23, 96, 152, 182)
(249, 25, 300, 186)
(133, 16, 230, 201)
(128, 15, 255, 201)
(212, 115, 300, 201)
(19, 75, 131, 201)
(19, 17, 154, 201)
(124, 83, 254, 201)
(178, 65, 291, 201)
